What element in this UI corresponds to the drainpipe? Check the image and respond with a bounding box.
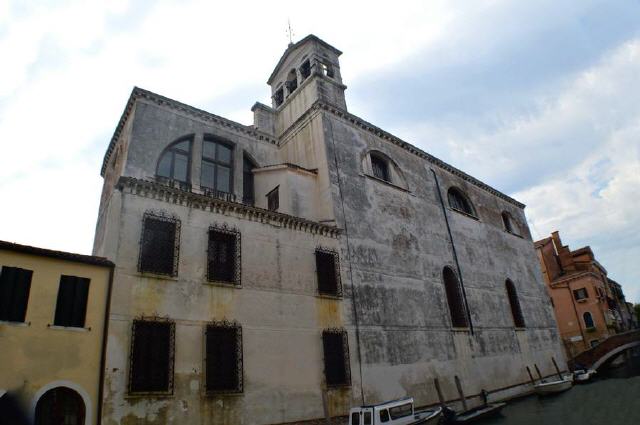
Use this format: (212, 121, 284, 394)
(97, 265, 115, 425)
(431, 169, 474, 334)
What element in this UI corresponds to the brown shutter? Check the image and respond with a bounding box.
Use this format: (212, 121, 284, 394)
(0, 266, 32, 322)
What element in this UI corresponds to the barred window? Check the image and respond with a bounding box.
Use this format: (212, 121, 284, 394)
(138, 213, 180, 276)
(322, 329, 351, 387)
(443, 267, 469, 328)
(505, 279, 525, 328)
(448, 188, 475, 217)
(129, 319, 175, 394)
(54, 275, 90, 328)
(267, 186, 279, 211)
(371, 154, 390, 182)
(315, 249, 342, 297)
(0, 266, 32, 322)
(205, 321, 243, 393)
(207, 226, 240, 285)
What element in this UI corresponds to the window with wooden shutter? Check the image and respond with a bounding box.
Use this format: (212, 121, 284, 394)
(505, 279, 525, 328)
(443, 267, 469, 328)
(447, 188, 476, 217)
(129, 319, 175, 394)
(315, 249, 342, 297)
(205, 321, 243, 394)
(322, 328, 351, 387)
(53, 275, 90, 328)
(267, 186, 279, 211)
(138, 213, 180, 276)
(207, 226, 240, 285)
(0, 266, 33, 322)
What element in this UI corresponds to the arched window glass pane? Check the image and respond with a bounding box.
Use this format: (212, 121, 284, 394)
(243, 156, 255, 205)
(506, 280, 525, 328)
(443, 267, 468, 328)
(156, 138, 192, 183)
(201, 139, 233, 194)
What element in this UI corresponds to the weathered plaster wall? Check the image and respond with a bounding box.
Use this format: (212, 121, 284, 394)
(321, 111, 565, 406)
(0, 251, 111, 425)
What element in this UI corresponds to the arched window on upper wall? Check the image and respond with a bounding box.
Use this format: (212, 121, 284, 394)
(286, 69, 298, 95)
(505, 279, 525, 328)
(502, 211, 519, 234)
(371, 154, 390, 182)
(157, 137, 192, 186)
(242, 155, 256, 205)
(201, 137, 233, 194)
(583, 311, 595, 329)
(443, 267, 469, 328)
(448, 187, 476, 217)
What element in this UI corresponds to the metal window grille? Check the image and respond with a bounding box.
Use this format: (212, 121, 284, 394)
(448, 188, 475, 216)
(371, 155, 390, 182)
(138, 212, 180, 276)
(207, 225, 241, 285)
(505, 280, 525, 328)
(443, 267, 469, 328)
(322, 328, 351, 387)
(315, 248, 342, 297)
(205, 320, 243, 394)
(53, 275, 90, 328)
(0, 266, 32, 322)
(129, 318, 175, 394)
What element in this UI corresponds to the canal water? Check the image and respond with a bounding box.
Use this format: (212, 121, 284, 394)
(482, 353, 640, 424)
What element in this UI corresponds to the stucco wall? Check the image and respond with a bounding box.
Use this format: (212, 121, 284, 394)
(0, 250, 111, 425)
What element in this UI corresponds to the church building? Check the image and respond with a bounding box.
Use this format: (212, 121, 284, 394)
(93, 35, 565, 424)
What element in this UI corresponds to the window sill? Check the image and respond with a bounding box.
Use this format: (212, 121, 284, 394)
(125, 392, 174, 399)
(204, 280, 242, 289)
(514, 327, 526, 332)
(451, 327, 471, 333)
(504, 230, 523, 238)
(449, 207, 479, 221)
(137, 272, 179, 281)
(205, 391, 244, 397)
(362, 173, 410, 193)
(47, 324, 91, 332)
(0, 320, 30, 327)
(316, 293, 343, 300)
(576, 299, 587, 303)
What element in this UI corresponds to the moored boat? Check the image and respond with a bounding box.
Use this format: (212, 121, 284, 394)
(349, 397, 442, 425)
(573, 369, 596, 383)
(533, 375, 573, 396)
(442, 402, 506, 424)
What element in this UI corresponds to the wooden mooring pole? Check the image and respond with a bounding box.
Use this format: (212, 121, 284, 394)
(433, 378, 445, 406)
(534, 364, 543, 381)
(526, 366, 536, 385)
(454, 375, 468, 411)
(551, 357, 563, 379)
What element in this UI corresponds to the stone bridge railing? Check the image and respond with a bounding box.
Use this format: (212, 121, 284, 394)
(569, 329, 640, 370)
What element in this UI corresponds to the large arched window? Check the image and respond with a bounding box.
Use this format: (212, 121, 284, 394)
(505, 279, 525, 328)
(242, 155, 256, 205)
(201, 137, 233, 194)
(583, 312, 595, 329)
(448, 188, 475, 216)
(35, 387, 86, 425)
(443, 267, 468, 328)
(157, 138, 192, 184)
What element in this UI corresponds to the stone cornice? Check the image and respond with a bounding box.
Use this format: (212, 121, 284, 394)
(315, 101, 526, 209)
(100, 87, 277, 177)
(550, 271, 601, 287)
(116, 176, 341, 238)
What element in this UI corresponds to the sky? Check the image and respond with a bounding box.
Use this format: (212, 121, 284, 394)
(1, 0, 639, 302)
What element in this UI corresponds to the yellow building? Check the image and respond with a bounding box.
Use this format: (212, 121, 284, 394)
(0, 240, 113, 425)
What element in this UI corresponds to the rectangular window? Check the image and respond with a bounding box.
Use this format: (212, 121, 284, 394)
(573, 288, 588, 301)
(315, 249, 342, 297)
(53, 275, 90, 328)
(322, 329, 351, 387)
(138, 213, 180, 276)
(0, 266, 33, 322)
(129, 319, 175, 394)
(389, 403, 413, 420)
(205, 322, 243, 393)
(267, 186, 279, 211)
(207, 226, 240, 285)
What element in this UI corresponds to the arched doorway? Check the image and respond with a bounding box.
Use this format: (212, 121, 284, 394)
(35, 387, 85, 425)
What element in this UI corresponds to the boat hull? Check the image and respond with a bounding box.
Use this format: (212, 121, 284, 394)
(412, 407, 442, 424)
(534, 379, 572, 396)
